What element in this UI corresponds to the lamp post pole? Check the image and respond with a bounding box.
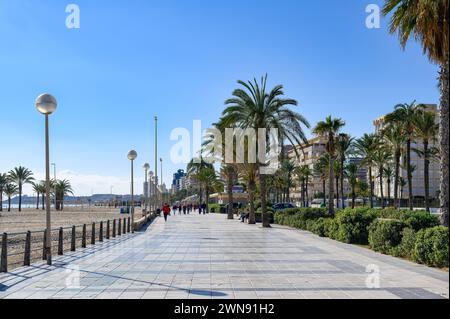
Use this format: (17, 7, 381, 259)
(154, 116, 158, 209)
(143, 163, 150, 214)
(128, 150, 137, 233)
(36, 94, 57, 266)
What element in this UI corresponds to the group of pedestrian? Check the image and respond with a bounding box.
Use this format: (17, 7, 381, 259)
(160, 202, 210, 222)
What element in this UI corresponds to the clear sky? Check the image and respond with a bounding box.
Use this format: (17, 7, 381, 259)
(0, 0, 439, 196)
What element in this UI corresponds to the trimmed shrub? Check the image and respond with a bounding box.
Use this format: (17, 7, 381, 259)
(400, 211, 440, 231)
(274, 208, 328, 230)
(309, 218, 333, 237)
(392, 228, 416, 258)
(329, 208, 377, 244)
(413, 226, 449, 268)
(368, 220, 406, 254)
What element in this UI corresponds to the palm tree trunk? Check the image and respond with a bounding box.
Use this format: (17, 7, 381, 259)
(379, 168, 384, 209)
(328, 157, 335, 216)
(41, 193, 45, 210)
(423, 139, 430, 212)
(351, 186, 355, 209)
(305, 176, 309, 208)
(36, 192, 39, 210)
(18, 185, 22, 212)
(300, 179, 305, 207)
(335, 176, 339, 209)
(227, 175, 234, 220)
(248, 182, 256, 224)
(439, 59, 449, 226)
(259, 173, 270, 227)
(387, 178, 391, 207)
(369, 167, 374, 208)
(322, 178, 326, 206)
(8, 196, 11, 212)
(394, 149, 400, 208)
(340, 158, 345, 209)
(406, 139, 413, 210)
(0, 190, 3, 212)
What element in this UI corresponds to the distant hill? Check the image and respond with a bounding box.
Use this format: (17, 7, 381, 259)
(6, 194, 144, 205)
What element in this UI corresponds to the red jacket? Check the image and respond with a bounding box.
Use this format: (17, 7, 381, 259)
(162, 205, 171, 214)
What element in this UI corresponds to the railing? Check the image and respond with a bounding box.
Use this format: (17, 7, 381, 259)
(0, 212, 157, 273)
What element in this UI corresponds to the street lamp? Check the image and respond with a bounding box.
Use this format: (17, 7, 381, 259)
(143, 163, 150, 214)
(127, 150, 137, 233)
(35, 93, 57, 266)
(149, 171, 154, 212)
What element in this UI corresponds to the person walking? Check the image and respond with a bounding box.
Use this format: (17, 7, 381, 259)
(162, 203, 171, 222)
(183, 205, 187, 215)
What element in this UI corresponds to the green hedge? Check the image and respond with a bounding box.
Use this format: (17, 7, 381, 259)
(368, 220, 406, 254)
(274, 208, 328, 230)
(373, 209, 440, 231)
(413, 226, 449, 268)
(329, 208, 377, 244)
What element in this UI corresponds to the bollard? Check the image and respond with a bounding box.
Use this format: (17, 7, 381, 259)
(91, 223, 96, 245)
(106, 220, 110, 240)
(42, 231, 47, 260)
(99, 221, 103, 242)
(113, 219, 116, 238)
(82, 224, 87, 248)
(71, 226, 76, 251)
(128, 217, 131, 233)
(24, 231, 31, 266)
(1, 233, 8, 273)
(58, 228, 64, 255)
(118, 219, 122, 236)
(123, 218, 126, 234)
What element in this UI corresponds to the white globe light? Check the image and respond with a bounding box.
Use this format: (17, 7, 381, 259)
(35, 94, 57, 115)
(143, 163, 150, 170)
(127, 150, 137, 161)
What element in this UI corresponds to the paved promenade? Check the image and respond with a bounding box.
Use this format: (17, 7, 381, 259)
(0, 213, 448, 299)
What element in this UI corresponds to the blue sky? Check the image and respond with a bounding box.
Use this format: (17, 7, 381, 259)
(0, 0, 439, 195)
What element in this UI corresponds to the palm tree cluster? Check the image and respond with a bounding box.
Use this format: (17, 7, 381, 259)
(0, 166, 74, 212)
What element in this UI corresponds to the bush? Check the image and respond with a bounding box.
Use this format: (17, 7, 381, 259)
(413, 226, 449, 268)
(373, 209, 440, 231)
(368, 220, 406, 254)
(391, 228, 416, 258)
(274, 208, 328, 229)
(208, 203, 221, 213)
(254, 212, 274, 224)
(329, 208, 377, 244)
(309, 218, 333, 237)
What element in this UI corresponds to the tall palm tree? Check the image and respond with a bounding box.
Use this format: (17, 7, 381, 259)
(381, 123, 406, 208)
(4, 184, 18, 212)
(383, 0, 448, 225)
(346, 163, 359, 209)
(281, 159, 296, 202)
(54, 179, 74, 211)
(383, 165, 394, 207)
(221, 75, 310, 227)
(313, 116, 345, 216)
(412, 110, 439, 212)
(355, 134, 378, 208)
(187, 158, 214, 209)
(314, 155, 330, 208)
(296, 165, 312, 208)
(194, 168, 221, 213)
(385, 102, 423, 210)
(337, 133, 354, 209)
(221, 164, 237, 219)
(37, 181, 46, 210)
(399, 177, 407, 204)
(237, 163, 258, 224)
(373, 145, 392, 209)
(31, 182, 41, 210)
(7, 167, 34, 212)
(0, 173, 7, 212)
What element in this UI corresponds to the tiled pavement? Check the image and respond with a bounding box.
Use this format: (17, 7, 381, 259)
(0, 213, 448, 299)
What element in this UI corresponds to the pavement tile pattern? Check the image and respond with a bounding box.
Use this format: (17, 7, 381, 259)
(0, 213, 448, 299)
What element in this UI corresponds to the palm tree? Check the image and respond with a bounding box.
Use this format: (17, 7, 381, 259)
(355, 134, 378, 208)
(383, 165, 394, 207)
(346, 163, 359, 209)
(238, 163, 258, 224)
(313, 116, 345, 216)
(314, 155, 330, 208)
(37, 181, 46, 210)
(296, 165, 312, 208)
(31, 182, 41, 210)
(381, 123, 405, 208)
(281, 159, 296, 202)
(337, 134, 354, 209)
(194, 168, 221, 213)
(221, 75, 310, 227)
(385, 102, 423, 210)
(4, 184, 18, 212)
(373, 145, 392, 209)
(0, 173, 7, 212)
(54, 179, 74, 211)
(187, 158, 214, 210)
(383, 0, 448, 225)
(221, 164, 237, 219)
(7, 167, 34, 212)
(412, 110, 439, 212)
(399, 177, 407, 204)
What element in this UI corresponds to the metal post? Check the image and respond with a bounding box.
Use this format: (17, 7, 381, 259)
(1, 233, 8, 272)
(131, 160, 135, 233)
(91, 223, 96, 245)
(82, 224, 86, 248)
(99, 221, 103, 242)
(24, 231, 31, 266)
(106, 220, 110, 240)
(58, 227, 63, 255)
(113, 219, 116, 238)
(118, 219, 122, 236)
(155, 116, 158, 214)
(71, 226, 76, 251)
(127, 217, 131, 233)
(123, 218, 126, 234)
(42, 231, 47, 260)
(45, 114, 52, 265)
